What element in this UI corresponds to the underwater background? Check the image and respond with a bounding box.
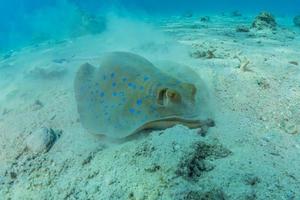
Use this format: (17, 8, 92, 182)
(1, 0, 300, 52)
(1, 0, 300, 199)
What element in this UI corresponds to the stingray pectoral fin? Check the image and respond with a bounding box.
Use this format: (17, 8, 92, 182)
(133, 118, 215, 134)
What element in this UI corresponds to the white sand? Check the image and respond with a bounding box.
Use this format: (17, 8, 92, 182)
(0, 14, 300, 199)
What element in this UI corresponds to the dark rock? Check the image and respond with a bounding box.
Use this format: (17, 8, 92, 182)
(25, 127, 61, 154)
(200, 16, 210, 22)
(231, 10, 242, 17)
(9, 172, 17, 179)
(236, 25, 250, 32)
(252, 12, 277, 30)
(293, 15, 300, 27)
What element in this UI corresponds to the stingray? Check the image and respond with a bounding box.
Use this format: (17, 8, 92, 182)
(74, 51, 214, 139)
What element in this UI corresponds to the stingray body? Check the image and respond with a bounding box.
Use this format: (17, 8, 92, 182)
(74, 51, 211, 139)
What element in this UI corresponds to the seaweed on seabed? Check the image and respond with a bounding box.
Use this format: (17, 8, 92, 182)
(176, 141, 232, 180)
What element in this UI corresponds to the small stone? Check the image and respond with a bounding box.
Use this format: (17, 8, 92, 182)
(289, 61, 298, 66)
(25, 127, 60, 154)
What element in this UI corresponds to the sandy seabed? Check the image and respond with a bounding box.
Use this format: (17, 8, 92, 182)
(0, 14, 300, 200)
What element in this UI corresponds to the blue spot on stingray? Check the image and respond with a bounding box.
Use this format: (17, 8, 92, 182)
(136, 99, 142, 106)
(111, 73, 115, 78)
(128, 82, 136, 89)
(129, 108, 135, 113)
(112, 92, 117, 96)
(112, 82, 116, 87)
(144, 76, 149, 81)
(122, 77, 127, 82)
(139, 86, 144, 90)
(99, 92, 105, 97)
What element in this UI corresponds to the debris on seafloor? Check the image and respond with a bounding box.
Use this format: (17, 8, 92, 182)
(234, 55, 252, 72)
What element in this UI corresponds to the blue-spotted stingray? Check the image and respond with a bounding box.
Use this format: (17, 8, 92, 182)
(74, 51, 214, 139)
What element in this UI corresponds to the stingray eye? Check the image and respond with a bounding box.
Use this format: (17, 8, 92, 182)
(156, 88, 168, 106)
(166, 89, 181, 102)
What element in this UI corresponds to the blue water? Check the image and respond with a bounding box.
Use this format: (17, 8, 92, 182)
(0, 0, 300, 52)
